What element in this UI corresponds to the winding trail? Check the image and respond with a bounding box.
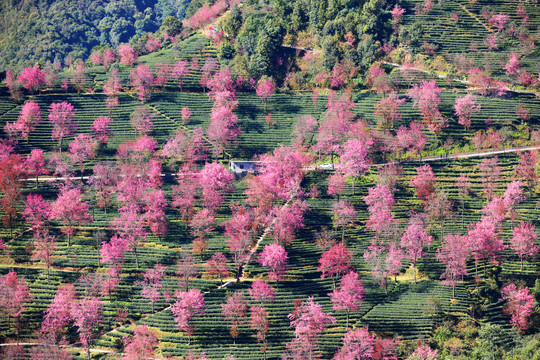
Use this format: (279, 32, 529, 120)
(381, 61, 540, 97)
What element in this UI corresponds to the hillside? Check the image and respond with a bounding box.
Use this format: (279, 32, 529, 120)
(0, 0, 540, 359)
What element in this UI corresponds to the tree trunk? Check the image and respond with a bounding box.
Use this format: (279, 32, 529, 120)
(440, 221, 444, 241)
(47, 263, 50, 283)
(346, 309, 350, 330)
(342, 227, 345, 243)
(35, 175, 39, 188)
(452, 283, 455, 298)
(236, 265, 242, 282)
(352, 178, 355, 195)
(521, 257, 524, 272)
(413, 263, 417, 284)
(67, 233, 71, 247)
(152, 301, 154, 313)
(134, 246, 139, 269)
(461, 200, 465, 229)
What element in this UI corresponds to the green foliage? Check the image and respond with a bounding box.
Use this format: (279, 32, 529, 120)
(476, 324, 516, 360)
(0, 0, 190, 72)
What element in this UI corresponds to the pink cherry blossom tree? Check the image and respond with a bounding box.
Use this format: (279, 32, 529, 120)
(100, 234, 129, 266)
(477, 157, 501, 200)
(103, 68, 123, 112)
(259, 243, 288, 281)
(407, 80, 447, 134)
(246, 146, 312, 208)
(41, 283, 76, 343)
(204, 252, 229, 285)
(328, 173, 346, 199)
(102, 49, 116, 68)
(23, 194, 51, 232)
(162, 128, 207, 167)
(199, 162, 235, 210)
(181, 107, 192, 123)
(314, 92, 356, 164)
(256, 78, 276, 111)
(206, 105, 241, 157)
(68, 134, 98, 179)
(137, 263, 167, 313)
(111, 208, 147, 268)
(501, 284, 535, 333)
(291, 115, 318, 149)
(467, 217, 505, 275)
(391, 5, 406, 25)
(172, 60, 189, 91)
(248, 280, 276, 306)
(221, 291, 248, 341)
(171, 288, 205, 344)
(394, 122, 428, 159)
(172, 171, 199, 225)
(122, 324, 159, 360)
(318, 243, 354, 288)
(514, 151, 537, 192)
(48, 101, 77, 151)
(250, 305, 270, 359)
(154, 63, 171, 87)
(408, 343, 438, 360)
(118, 44, 138, 66)
(189, 209, 215, 256)
(333, 327, 374, 360)
(176, 252, 199, 291)
(31, 228, 56, 282)
(24, 149, 48, 187)
(91, 116, 113, 144)
(223, 206, 254, 281)
(454, 93, 481, 129)
(364, 184, 395, 236)
(400, 220, 433, 283)
(0, 271, 33, 343)
(130, 106, 155, 134)
(18, 66, 46, 93)
(4, 101, 43, 141)
(510, 221, 538, 271)
(70, 296, 102, 359)
(336, 138, 371, 194)
(284, 297, 336, 360)
(268, 200, 309, 247)
(410, 164, 436, 203)
(88, 162, 119, 214)
(436, 234, 470, 297)
(130, 64, 154, 101)
(386, 241, 404, 283)
(50, 188, 92, 246)
(332, 200, 357, 242)
(504, 53, 520, 75)
(5, 71, 24, 102)
(374, 92, 406, 130)
(364, 240, 391, 294)
(329, 271, 364, 329)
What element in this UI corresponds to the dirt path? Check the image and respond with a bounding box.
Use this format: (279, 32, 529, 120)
(381, 61, 540, 97)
